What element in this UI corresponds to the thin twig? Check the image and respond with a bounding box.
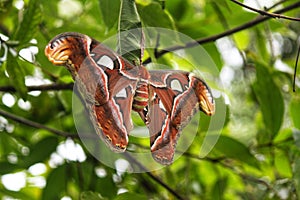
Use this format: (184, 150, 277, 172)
(143, 1, 300, 64)
(124, 152, 186, 200)
(266, 0, 289, 11)
(220, 161, 274, 192)
(130, 142, 225, 163)
(0, 83, 73, 92)
(0, 108, 76, 138)
(230, 0, 300, 21)
(293, 43, 300, 92)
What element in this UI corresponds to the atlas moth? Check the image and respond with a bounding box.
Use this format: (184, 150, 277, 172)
(45, 32, 214, 165)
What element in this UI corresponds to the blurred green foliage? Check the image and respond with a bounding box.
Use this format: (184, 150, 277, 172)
(0, 0, 300, 199)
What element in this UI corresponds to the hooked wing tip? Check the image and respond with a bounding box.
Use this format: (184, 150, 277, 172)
(196, 79, 215, 116)
(44, 32, 89, 66)
(200, 95, 215, 116)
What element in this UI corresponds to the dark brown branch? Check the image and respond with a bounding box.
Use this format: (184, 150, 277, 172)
(294, 43, 300, 92)
(143, 1, 300, 64)
(0, 109, 76, 138)
(0, 83, 73, 92)
(230, 0, 300, 21)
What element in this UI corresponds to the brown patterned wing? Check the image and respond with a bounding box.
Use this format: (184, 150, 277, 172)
(45, 32, 141, 152)
(146, 70, 215, 165)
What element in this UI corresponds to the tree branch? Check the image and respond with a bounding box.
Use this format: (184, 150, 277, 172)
(143, 1, 300, 64)
(230, 0, 300, 22)
(0, 83, 73, 92)
(124, 152, 186, 200)
(0, 108, 76, 138)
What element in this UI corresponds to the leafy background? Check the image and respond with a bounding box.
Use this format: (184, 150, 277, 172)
(0, 0, 300, 199)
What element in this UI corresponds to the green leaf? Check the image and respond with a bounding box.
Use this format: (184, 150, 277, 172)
(94, 169, 118, 198)
(211, 177, 228, 200)
(0, 188, 34, 200)
(114, 193, 148, 200)
(293, 129, 300, 150)
(42, 164, 66, 200)
(57, 91, 73, 113)
(253, 63, 284, 138)
(70, 162, 94, 191)
(80, 191, 106, 200)
(0, 162, 20, 175)
(118, 0, 142, 64)
(20, 136, 58, 168)
(290, 96, 300, 129)
(211, 135, 258, 168)
(294, 155, 300, 198)
(274, 149, 292, 178)
(98, 0, 120, 29)
(233, 30, 250, 50)
(0, 130, 20, 157)
(202, 43, 223, 71)
(165, 0, 189, 21)
(13, 0, 41, 46)
(5, 51, 27, 99)
(119, 0, 140, 31)
(137, 2, 174, 29)
(255, 29, 269, 61)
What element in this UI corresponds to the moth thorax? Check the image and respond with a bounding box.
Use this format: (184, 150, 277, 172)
(132, 80, 149, 112)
